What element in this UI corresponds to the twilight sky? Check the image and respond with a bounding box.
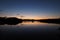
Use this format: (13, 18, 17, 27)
(0, 0, 60, 19)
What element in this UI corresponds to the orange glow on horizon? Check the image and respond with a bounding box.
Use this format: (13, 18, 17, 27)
(17, 16, 60, 20)
(1, 15, 59, 20)
(17, 16, 48, 20)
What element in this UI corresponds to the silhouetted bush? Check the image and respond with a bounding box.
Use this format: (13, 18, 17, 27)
(0, 17, 22, 25)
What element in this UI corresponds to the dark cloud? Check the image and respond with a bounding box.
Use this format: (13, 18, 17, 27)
(0, 10, 3, 12)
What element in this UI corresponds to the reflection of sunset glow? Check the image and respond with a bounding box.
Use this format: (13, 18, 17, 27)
(17, 21, 60, 28)
(17, 21, 48, 26)
(22, 21, 40, 24)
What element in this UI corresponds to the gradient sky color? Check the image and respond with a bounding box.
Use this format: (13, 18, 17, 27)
(0, 0, 60, 19)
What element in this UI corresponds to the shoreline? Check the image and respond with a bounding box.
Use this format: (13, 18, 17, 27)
(0, 17, 60, 25)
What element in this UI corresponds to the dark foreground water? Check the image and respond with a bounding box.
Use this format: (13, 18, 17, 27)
(0, 21, 60, 40)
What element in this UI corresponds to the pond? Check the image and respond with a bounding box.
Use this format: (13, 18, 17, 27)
(0, 21, 60, 40)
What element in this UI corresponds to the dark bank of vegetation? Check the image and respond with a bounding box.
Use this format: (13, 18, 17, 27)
(0, 17, 60, 25)
(0, 17, 22, 25)
(39, 18, 60, 24)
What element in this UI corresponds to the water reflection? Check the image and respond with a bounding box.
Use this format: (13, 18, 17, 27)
(0, 21, 60, 25)
(0, 21, 60, 40)
(18, 21, 41, 25)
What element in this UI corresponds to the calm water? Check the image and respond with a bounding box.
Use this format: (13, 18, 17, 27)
(0, 21, 60, 40)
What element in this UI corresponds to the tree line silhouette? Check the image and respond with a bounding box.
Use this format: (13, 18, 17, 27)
(0, 17, 60, 25)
